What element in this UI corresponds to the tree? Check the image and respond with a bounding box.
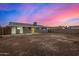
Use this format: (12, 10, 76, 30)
(33, 22, 37, 26)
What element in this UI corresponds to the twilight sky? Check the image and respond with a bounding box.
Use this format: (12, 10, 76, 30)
(0, 3, 79, 27)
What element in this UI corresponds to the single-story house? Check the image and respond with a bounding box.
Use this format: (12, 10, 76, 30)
(8, 22, 48, 34)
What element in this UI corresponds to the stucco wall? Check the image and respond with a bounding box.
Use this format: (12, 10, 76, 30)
(11, 26, 16, 34)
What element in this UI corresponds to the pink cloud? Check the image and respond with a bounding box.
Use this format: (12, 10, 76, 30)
(16, 15, 29, 23)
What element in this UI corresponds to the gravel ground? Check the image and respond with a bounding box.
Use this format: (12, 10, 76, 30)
(0, 33, 79, 56)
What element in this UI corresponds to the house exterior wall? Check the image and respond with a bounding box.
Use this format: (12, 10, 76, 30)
(20, 27, 23, 34)
(11, 26, 16, 34)
(11, 26, 24, 34)
(16, 26, 23, 34)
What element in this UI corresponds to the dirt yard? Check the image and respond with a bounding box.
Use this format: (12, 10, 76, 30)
(0, 33, 79, 56)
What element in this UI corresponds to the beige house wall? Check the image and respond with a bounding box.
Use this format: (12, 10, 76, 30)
(11, 26, 16, 34)
(11, 26, 23, 34)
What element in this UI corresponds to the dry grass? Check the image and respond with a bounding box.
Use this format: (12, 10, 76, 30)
(0, 33, 79, 56)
